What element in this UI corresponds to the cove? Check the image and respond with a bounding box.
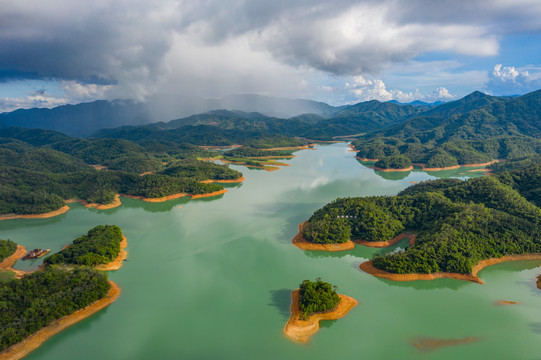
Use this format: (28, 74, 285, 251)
(2, 143, 541, 360)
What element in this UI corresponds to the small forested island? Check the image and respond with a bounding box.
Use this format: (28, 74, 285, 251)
(284, 278, 357, 343)
(0, 225, 126, 358)
(299, 164, 541, 283)
(45, 225, 126, 268)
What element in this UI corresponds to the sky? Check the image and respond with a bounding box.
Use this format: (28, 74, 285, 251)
(1, 0, 541, 112)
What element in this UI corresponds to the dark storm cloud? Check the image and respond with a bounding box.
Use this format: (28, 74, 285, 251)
(1, 0, 541, 100)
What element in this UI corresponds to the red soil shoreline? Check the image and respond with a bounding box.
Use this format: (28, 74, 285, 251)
(0, 281, 121, 360)
(122, 193, 187, 202)
(292, 222, 355, 251)
(371, 165, 413, 172)
(95, 235, 128, 271)
(0, 206, 70, 221)
(292, 222, 417, 251)
(355, 156, 379, 161)
(284, 289, 358, 343)
(359, 253, 541, 284)
(0, 245, 28, 278)
(190, 189, 228, 199)
(200, 176, 245, 184)
(81, 194, 122, 210)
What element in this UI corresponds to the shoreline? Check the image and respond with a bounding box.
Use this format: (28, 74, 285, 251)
(122, 193, 186, 202)
(413, 160, 499, 172)
(190, 189, 228, 199)
(200, 176, 245, 184)
(359, 253, 541, 284)
(0, 206, 70, 221)
(284, 289, 357, 343)
(292, 222, 355, 252)
(355, 156, 379, 162)
(0, 245, 28, 278)
(95, 235, 128, 271)
(260, 145, 312, 151)
(82, 194, 122, 210)
(0, 281, 121, 360)
(372, 165, 413, 172)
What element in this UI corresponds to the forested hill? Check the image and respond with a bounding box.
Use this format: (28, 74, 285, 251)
(352, 90, 541, 168)
(0, 127, 248, 215)
(302, 163, 541, 275)
(94, 100, 424, 143)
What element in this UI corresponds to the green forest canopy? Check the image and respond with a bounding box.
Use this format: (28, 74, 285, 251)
(45, 225, 123, 267)
(0, 267, 110, 352)
(298, 278, 341, 320)
(0, 239, 17, 263)
(302, 164, 541, 275)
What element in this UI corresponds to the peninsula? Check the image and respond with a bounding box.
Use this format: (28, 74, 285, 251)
(297, 164, 541, 283)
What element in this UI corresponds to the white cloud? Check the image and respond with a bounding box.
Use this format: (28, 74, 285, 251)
(486, 64, 541, 94)
(0, 90, 69, 113)
(347, 75, 456, 103)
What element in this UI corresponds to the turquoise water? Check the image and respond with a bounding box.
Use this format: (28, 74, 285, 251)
(2, 143, 541, 360)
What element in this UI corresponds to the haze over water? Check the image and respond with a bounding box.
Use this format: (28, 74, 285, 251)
(2, 143, 541, 360)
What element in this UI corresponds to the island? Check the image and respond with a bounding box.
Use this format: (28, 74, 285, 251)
(284, 279, 357, 343)
(45, 225, 125, 268)
(0, 225, 128, 359)
(297, 164, 541, 284)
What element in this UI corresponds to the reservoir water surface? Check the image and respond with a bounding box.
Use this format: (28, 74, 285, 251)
(3, 143, 541, 360)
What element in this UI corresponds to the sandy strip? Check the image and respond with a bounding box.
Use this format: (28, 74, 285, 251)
(122, 193, 187, 203)
(190, 189, 228, 199)
(200, 177, 245, 184)
(248, 155, 296, 159)
(139, 171, 154, 176)
(284, 289, 357, 343)
(413, 160, 499, 172)
(95, 236, 128, 271)
(355, 233, 417, 248)
(83, 194, 122, 210)
(355, 156, 379, 161)
(413, 163, 461, 171)
(292, 222, 355, 252)
(260, 146, 310, 151)
(0, 281, 120, 360)
(411, 336, 479, 351)
(0, 245, 27, 279)
(360, 253, 541, 284)
(371, 166, 413, 172)
(0, 206, 70, 221)
(494, 300, 519, 305)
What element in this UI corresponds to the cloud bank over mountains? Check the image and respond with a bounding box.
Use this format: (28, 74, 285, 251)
(1, 0, 541, 111)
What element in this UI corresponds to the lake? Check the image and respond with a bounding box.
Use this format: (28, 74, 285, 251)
(3, 143, 541, 360)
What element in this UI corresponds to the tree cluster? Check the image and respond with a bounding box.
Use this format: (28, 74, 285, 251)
(0, 267, 110, 351)
(45, 225, 123, 266)
(298, 278, 341, 320)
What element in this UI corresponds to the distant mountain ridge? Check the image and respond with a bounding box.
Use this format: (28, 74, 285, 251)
(0, 94, 342, 137)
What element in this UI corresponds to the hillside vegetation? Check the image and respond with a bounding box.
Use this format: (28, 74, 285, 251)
(302, 164, 541, 274)
(352, 91, 541, 168)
